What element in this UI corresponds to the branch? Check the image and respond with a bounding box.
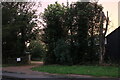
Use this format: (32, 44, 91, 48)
(104, 11, 109, 36)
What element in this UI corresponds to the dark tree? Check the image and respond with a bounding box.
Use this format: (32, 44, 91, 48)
(42, 2, 106, 65)
(42, 2, 66, 64)
(2, 2, 39, 60)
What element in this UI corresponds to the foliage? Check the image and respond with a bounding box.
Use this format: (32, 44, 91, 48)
(2, 2, 39, 59)
(42, 2, 66, 64)
(54, 39, 72, 65)
(2, 2, 107, 65)
(28, 40, 45, 61)
(42, 2, 105, 65)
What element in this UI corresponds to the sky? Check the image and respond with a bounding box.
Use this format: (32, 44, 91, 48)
(37, 0, 119, 35)
(99, 0, 119, 35)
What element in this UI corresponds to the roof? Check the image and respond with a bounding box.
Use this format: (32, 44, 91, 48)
(106, 26, 120, 37)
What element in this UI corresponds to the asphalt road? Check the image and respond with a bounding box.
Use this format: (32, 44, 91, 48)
(1, 77, 120, 80)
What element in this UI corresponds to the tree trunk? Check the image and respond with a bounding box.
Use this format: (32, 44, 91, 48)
(99, 11, 109, 65)
(99, 11, 104, 65)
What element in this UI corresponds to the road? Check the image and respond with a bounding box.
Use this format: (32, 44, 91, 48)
(1, 61, 120, 80)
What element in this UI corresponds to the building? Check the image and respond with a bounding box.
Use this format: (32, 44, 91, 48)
(105, 26, 120, 63)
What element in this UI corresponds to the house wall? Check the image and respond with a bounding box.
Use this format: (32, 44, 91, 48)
(105, 27, 120, 63)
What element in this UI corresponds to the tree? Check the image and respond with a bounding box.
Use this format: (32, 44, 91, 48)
(87, 2, 104, 63)
(28, 40, 45, 61)
(2, 2, 39, 60)
(2, 2, 20, 59)
(42, 2, 66, 64)
(99, 11, 109, 65)
(42, 1, 107, 65)
(54, 39, 72, 65)
(64, 2, 104, 64)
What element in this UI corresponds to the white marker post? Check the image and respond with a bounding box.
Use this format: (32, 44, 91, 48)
(17, 58, 21, 62)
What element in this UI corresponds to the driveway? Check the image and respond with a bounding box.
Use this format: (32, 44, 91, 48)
(2, 61, 47, 75)
(2, 61, 70, 78)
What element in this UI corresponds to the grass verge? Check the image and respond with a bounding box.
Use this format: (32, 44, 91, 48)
(31, 65, 119, 78)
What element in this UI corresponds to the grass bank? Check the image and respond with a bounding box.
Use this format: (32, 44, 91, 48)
(31, 65, 119, 77)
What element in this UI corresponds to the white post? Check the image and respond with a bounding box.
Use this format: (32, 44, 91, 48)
(28, 54, 31, 64)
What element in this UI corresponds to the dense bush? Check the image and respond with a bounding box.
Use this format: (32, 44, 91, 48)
(54, 39, 72, 65)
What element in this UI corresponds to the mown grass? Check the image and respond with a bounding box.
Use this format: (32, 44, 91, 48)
(31, 65, 119, 77)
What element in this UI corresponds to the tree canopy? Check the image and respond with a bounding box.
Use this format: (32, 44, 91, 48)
(2, 1, 109, 65)
(42, 2, 106, 65)
(2, 2, 39, 60)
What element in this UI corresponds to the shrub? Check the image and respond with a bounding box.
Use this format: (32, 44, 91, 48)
(54, 39, 72, 65)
